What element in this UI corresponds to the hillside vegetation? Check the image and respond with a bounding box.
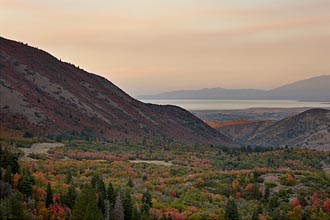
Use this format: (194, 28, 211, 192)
(1, 140, 330, 220)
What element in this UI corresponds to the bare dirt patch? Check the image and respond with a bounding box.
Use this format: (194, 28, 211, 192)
(129, 160, 173, 166)
(19, 142, 63, 161)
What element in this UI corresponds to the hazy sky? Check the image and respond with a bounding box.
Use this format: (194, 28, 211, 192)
(1, 0, 329, 96)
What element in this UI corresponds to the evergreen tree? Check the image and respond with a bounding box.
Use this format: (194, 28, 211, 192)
(46, 182, 53, 208)
(63, 184, 77, 209)
(0, 181, 11, 199)
(250, 184, 262, 200)
(104, 199, 111, 220)
(132, 206, 140, 220)
(98, 179, 106, 197)
(66, 171, 73, 184)
(141, 190, 152, 217)
(123, 191, 133, 220)
(252, 210, 259, 220)
(113, 191, 124, 220)
(91, 174, 106, 195)
(0, 195, 26, 220)
(252, 205, 262, 220)
(18, 174, 33, 198)
(298, 193, 307, 207)
(127, 178, 134, 188)
(264, 186, 270, 201)
(91, 174, 107, 213)
(98, 191, 106, 214)
(0, 149, 19, 174)
(83, 202, 104, 220)
(91, 174, 100, 190)
(269, 194, 280, 210)
(270, 209, 281, 220)
(3, 166, 12, 183)
(72, 186, 103, 220)
(225, 199, 239, 220)
(107, 182, 116, 207)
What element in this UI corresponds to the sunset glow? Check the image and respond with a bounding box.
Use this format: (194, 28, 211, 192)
(1, 0, 329, 95)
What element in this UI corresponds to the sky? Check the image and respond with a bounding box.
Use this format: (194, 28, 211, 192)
(1, 0, 329, 96)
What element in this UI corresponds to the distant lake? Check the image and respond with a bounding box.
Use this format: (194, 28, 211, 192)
(139, 99, 330, 110)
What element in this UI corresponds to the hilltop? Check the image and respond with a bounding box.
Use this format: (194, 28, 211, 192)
(215, 109, 330, 150)
(0, 37, 233, 146)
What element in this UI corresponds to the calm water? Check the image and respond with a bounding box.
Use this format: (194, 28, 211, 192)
(139, 99, 330, 110)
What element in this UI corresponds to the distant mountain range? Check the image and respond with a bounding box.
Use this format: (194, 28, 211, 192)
(0, 37, 233, 146)
(139, 75, 330, 102)
(212, 108, 330, 151)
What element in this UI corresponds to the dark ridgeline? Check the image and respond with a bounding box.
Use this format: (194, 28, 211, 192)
(0, 37, 234, 146)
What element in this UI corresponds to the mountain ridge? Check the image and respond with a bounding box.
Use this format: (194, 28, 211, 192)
(139, 75, 330, 102)
(0, 37, 234, 146)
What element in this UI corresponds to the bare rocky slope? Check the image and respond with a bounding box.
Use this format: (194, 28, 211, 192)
(0, 37, 234, 146)
(217, 109, 330, 150)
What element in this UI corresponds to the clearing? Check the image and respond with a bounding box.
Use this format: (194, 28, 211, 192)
(19, 142, 64, 160)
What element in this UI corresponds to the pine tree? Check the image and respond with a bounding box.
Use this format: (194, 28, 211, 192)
(3, 166, 12, 184)
(91, 174, 106, 195)
(249, 184, 262, 200)
(63, 184, 76, 209)
(104, 199, 111, 220)
(46, 182, 53, 208)
(123, 191, 133, 220)
(91, 174, 107, 213)
(91, 174, 100, 190)
(269, 194, 279, 210)
(72, 186, 103, 220)
(0, 195, 25, 220)
(0, 149, 19, 174)
(264, 186, 270, 201)
(141, 190, 152, 217)
(127, 178, 134, 188)
(66, 171, 73, 184)
(252, 210, 259, 220)
(132, 206, 140, 220)
(107, 182, 116, 207)
(18, 175, 33, 198)
(9, 195, 25, 220)
(252, 205, 262, 220)
(298, 193, 307, 207)
(0, 181, 12, 199)
(225, 199, 239, 220)
(113, 191, 124, 220)
(98, 179, 106, 195)
(83, 202, 104, 220)
(98, 191, 106, 214)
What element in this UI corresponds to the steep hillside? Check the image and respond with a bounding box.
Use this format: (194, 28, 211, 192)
(0, 37, 233, 146)
(216, 120, 274, 144)
(217, 109, 330, 150)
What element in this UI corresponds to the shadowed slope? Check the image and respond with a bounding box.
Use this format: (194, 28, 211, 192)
(0, 37, 233, 146)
